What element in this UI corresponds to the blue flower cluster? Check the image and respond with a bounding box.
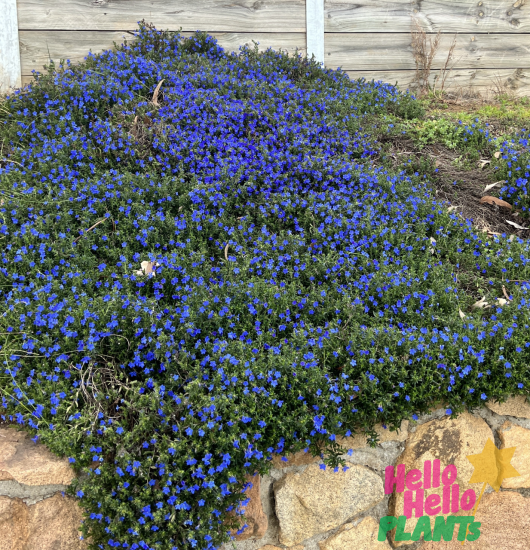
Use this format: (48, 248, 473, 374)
(497, 129, 530, 212)
(0, 24, 529, 550)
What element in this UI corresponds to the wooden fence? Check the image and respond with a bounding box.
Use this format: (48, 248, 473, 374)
(1, 0, 529, 95)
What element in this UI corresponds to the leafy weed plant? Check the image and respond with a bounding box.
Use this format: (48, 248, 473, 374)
(401, 117, 492, 153)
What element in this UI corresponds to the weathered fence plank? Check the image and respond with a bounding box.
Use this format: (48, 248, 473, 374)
(325, 0, 530, 33)
(19, 30, 530, 80)
(19, 31, 306, 75)
(345, 67, 530, 95)
(0, 0, 22, 92)
(17, 0, 306, 32)
(19, 0, 529, 34)
(19, 31, 128, 75)
(327, 33, 530, 70)
(14, 0, 530, 96)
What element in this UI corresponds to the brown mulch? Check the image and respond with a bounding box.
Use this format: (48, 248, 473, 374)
(386, 137, 530, 239)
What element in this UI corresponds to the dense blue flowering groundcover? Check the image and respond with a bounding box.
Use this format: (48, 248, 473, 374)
(498, 129, 530, 213)
(1, 24, 530, 550)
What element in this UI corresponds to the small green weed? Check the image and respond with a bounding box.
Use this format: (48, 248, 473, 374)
(401, 117, 491, 152)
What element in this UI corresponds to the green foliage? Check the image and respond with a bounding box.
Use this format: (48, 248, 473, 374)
(0, 25, 530, 550)
(403, 117, 492, 152)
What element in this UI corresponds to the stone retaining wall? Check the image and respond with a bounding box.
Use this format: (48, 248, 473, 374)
(222, 396, 530, 550)
(2, 397, 530, 549)
(0, 426, 86, 550)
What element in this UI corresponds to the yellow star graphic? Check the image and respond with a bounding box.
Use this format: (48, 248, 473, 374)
(467, 438, 520, 491)
(461, 438, 521, 545)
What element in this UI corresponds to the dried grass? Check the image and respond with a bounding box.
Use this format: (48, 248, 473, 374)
(489, 74, 519, 101)
(411, 18, 441, 95)
(435, 34, 458, 95)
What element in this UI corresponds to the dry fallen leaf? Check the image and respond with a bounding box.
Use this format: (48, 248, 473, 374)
(479, 159, 490, 168)
(502, 285, 512, 301)
(496, 298, 508, 307)
(509, 234, 516, 242)
(429, 236, 436, 254)
(459, 309, 466, 320)
(447, 205, 458, 212)
(135, 261, 159, 277)
(472, 296, 490, 310)
(152, 79, 165, 105)
(506, 219, 529, 230)
(130, 115, 139, 138)
(224, 243, 229, 261)
(480, 196, 512, 210)
(494, 151, 501, 159)
(483, 180, 505, 193)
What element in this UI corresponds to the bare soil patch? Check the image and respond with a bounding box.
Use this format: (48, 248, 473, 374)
(386, 136, 530, 239)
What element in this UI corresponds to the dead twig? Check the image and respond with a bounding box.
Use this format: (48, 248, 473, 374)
(0, 158, 24, 168)
(437, 34, 458, 95)
(73, 216, 109, 243)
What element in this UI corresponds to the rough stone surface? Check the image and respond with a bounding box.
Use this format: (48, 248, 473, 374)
(0, 493, 87, 550)
(390, 412, 494, 546)
(498, 421, 530, 488)
(0, 496, 28, 550)
(26, 493, 87, 549)
(258, 546, 304, 550)
(486, 395, 530, 419)
(318, 517, 391, 550)
(272, 422, 407, 469)
(0, 426, 86, 549)
(233, 475, 268, 541)
(272, 450, 320, 469)
(419, 491, 530, 549)
(274, 462, 384, 546)
(344, 441, 402, 471)
(338, 420, 409, 451)
(0, 427, 74, 486)
(414, 405, 450, 427)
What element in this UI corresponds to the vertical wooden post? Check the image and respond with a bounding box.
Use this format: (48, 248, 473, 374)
(0, 0, 22, 93)
(306, 0, 324, 64)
